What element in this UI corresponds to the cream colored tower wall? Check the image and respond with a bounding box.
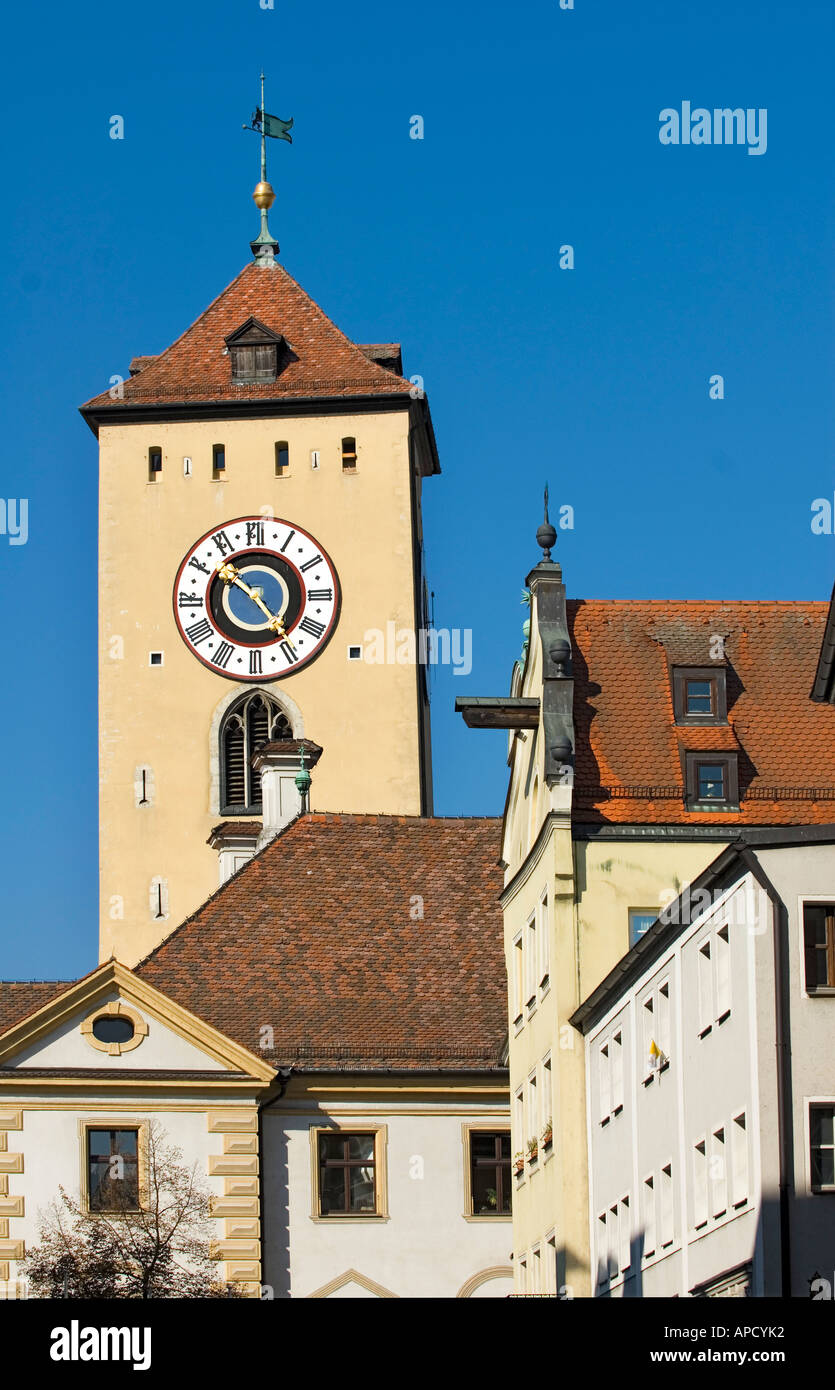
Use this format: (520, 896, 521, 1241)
(98, 409, 425, 964)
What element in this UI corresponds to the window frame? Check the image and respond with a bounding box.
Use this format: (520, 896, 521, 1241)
(219, 690, 293, 815)
(309, 1123, 388, 1221)
(808, 1102, 835, 1195)
(802, 901, 835, 995)
(461, 1124, 513, 1221)
(672, 667, 728, 725)
(684, 751, 739, 810)
(79, 1119, 148, 1215)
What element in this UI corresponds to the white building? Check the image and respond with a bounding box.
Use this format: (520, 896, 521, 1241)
(571, 831, 835, 1297)
(0, 814, 513, 1299)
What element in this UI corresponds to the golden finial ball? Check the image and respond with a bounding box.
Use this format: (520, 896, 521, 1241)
(253, 181, 276, 210)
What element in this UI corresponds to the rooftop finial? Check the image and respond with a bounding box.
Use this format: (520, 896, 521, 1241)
(536, 483, 557, 561)
(295, 741, 311, 812)
(243, 72, 293, 266)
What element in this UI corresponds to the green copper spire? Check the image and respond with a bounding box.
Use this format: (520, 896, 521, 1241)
(243, 72, 294, 264)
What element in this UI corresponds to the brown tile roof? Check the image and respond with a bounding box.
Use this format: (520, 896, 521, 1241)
(0, 982, 68, 1034)
(137, 815, 506, 1071)
(81, 262, 414, 415)
(569, 599, 835, 824)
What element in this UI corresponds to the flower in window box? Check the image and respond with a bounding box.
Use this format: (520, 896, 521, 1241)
(541, 1121, 553, 1149)
(526, 1138, 538, 1162)
(514, 1152, 525, 1175)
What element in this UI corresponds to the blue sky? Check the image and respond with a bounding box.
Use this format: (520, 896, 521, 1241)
(1, 0, 832, 977)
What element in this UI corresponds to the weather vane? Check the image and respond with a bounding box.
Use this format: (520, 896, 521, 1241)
(242, 72, 293, 263)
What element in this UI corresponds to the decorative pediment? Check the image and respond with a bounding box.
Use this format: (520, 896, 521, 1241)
(224, 316, 285, 350)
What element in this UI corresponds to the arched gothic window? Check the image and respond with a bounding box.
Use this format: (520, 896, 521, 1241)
(220, 691, 293, 815)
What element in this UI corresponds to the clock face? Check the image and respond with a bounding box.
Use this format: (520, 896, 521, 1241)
(172, 516, 340, 680)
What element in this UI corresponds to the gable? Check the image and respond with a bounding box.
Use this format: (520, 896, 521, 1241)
(0, 962, 274, 1083)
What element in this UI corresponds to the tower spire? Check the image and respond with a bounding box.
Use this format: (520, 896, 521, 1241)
(243, 72, 294, 266)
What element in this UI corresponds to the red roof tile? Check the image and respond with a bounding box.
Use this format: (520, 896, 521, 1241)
(569, 600, 835, 824)
(81, 262, 414, 415)
(137, 815, 506, 1070)
(0, 982, 69, 1034)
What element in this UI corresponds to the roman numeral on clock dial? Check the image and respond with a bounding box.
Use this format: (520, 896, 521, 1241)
(299, 616, 326, 639)
(185, 618, 213, 646)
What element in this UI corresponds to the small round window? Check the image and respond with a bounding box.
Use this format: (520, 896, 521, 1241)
(92, 1015, 135, 1045)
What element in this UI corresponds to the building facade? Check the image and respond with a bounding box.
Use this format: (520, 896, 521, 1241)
(458, 519, 835, 1295)
(572, 835, 835, 1298)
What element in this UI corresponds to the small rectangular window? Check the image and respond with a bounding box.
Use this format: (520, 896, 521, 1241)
(810, 1105, 835, 1193)
(731, 1113, 749, 1207)
(611, 1031, 624, 1113)
(716, 925, 731, 1019)
(527, 1072, 537, 1158)
(697, 763, 725, 800)
(599, 1043, 611, 1123)
(212, 444, 226, 480)
(673, 667, 727, 724)
(619, 1195, 631, 1273)
(526, 914, 537, 1009)
(686, 679, 713, 714)
(803, 904, 835, 991)
(698, 940, 713, 1036)
(317, 1132, 377, 1215)
(711, 1127, 727, 1217)
(629, 908, 657, 947)
(148, 447, 162, 481)
(341, 436, 357, 469)
(660, 1163, 674, 1247)
(275, 441, 289, 476)
(607, 1206, 619, 1282)
(658, 981, 670, 1059)
(87, 1128, 139, 1212)
(469, 1131, 511, 1215)
(513, 934, 524, 1027)
(693, 1140, 708, 1228)
(642, 995, 655, 1081)
(642, 1176, 656, 1258)
(538, 891, 550, 990)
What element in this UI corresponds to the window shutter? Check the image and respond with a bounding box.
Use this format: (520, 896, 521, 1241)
(223, 717, 246, 808)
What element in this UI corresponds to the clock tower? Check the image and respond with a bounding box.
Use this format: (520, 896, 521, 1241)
(81, 154, 438, 965)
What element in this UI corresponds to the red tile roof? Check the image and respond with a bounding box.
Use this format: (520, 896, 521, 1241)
(569, 599, 835, 824)
(137, 815, 506, 1070)
(81, 262, 414, 416)
(0, 982, 68, 1034)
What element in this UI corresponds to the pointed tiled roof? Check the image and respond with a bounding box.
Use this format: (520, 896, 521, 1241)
(136, 815, 507, 1071)
(80, 261, 414, 419)
(569, 599, 835, 824)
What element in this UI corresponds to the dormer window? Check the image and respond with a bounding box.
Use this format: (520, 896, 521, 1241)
(684, 751, 739, 810)
(672, 667, 727, 724)
(224, 316, 286, 385)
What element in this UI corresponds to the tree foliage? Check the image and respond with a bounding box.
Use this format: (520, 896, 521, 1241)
(22, 1120, 243, 1298)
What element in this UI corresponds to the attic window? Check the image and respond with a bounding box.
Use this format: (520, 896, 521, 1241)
(232, 342, 277, 382)
(225, 316, 285, 385)
(672, 667, 727, 724)
(342, 437, 357, 469)
(684, 752, 739, 810)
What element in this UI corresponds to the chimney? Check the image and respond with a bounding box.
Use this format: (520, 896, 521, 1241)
(251, 740, 323, 851)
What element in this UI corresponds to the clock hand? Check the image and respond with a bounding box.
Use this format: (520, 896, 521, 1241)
(217, 562, 296, 648)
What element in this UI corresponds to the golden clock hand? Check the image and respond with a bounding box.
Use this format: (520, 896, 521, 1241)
(218, 562, 296, 648)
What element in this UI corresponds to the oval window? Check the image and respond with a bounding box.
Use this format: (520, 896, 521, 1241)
(92, 1015, 135, 1044)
